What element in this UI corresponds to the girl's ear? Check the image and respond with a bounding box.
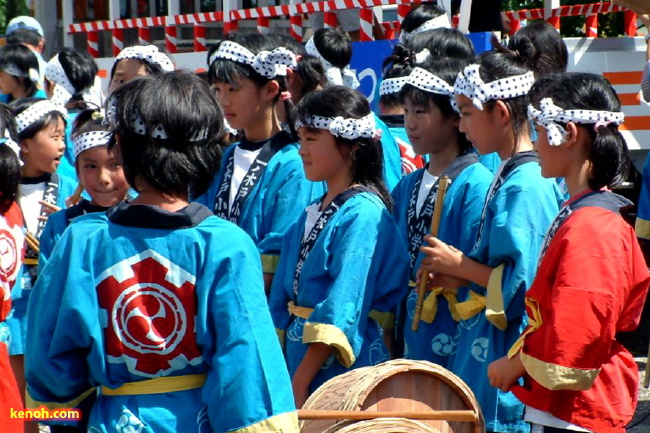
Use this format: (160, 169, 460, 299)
(263, 80, 281, 102)
(493, 100, 512, 125)
(563, 122, 580, 148)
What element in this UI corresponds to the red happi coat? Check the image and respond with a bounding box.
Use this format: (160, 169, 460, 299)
(0, 202, 24, 433)
(511, 195, 650, 433)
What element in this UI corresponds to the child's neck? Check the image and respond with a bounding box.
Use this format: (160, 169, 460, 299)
(427, 144, 460, 177)
(322, 173, 354, 210)
(496, 133, 534, 161)
(131, 184, 189, 212)
(244, 109, 282, 142)
(21, 166, 48, 179)
(564, 159, 593, 199)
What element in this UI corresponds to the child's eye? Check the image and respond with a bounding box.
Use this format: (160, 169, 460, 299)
(83, 164, 97, 169)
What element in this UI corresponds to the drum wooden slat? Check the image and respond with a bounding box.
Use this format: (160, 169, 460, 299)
(323, 417, 444, 433)
(300, 360, 484, 433)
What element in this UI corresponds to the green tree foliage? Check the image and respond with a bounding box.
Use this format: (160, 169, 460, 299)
(3, 0, 30, 34)
(501, 0, 625, 37)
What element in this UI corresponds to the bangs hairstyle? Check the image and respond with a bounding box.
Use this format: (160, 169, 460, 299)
(208, 31, 297, 138)
(107, 71, 224, 198)
(401, 57, 473, 155)
(10, 98, 67, 141)
(0, 103, 20, 213)
(406, 28, 475, 61)
(0, 44, 39, 99)
(475, 37, 536, 150)
(529, 72, 629, 190)
(294, 86, 392, 211)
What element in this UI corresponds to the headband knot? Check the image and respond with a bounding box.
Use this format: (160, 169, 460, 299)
(454, 64, 535, 111)
(295, 113, 380, 140)
(211, 41, 296, 79)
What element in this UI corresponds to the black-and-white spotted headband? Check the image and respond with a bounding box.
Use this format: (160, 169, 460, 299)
(45, 54, 76, 96)
(305, 37, 360, 89)
(379, 49, 433, 96)
(528, 98, 625, 146)
(16, 100, 68, 133)
(115, 45, 175, 73)
(454, 64, 535, 111)
(211, 40, 297, 79)
(72, 130, 112, 159)
(398, 15, 452, 44)
(295, 113, 380, 140)
(406, 67, 454, 96)
(1, 63, 39, 83)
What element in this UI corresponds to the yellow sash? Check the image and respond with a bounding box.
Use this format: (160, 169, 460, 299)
(507, 297, 542, 358)
(287, 301, 313, 319)
(454, 265, 507, 330)
(421, 287, 460, 323)
(101, 374, 206, 396)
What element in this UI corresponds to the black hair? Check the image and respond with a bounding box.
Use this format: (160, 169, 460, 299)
(72, 108, 109, 138)
(295, 55, 328, 96)
(0, 104, 20, 213)
(508, 21, 568, 78)
(471, 37, 535, 154)
(109, 44, 167, 82)
(400, 4, 447, 34)
(6, 28, 43, 47)
(313, 28, 352, 69)
(529, 72, 629, 190)
(107, 70, 224, 198)
(270, 33, 307, 57)
(401, 58, 473, 156)
(52, 47, 100, 110)
(10, 98, 67, 142)
(406, 27, 475, 61)
(208, 31, 296, 138)
(294, 86, 392, 211)
(379, 44, 416, 111)
(0, 44, 39, 101)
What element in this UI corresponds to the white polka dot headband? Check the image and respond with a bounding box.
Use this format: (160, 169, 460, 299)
(115, 45, 175, 73)
(454, 64, 535, 111)
(1, 63, 39, 83)
(211, 40, 297, 79)
(0, 129, 21, 162)
(406, 67, 454, 96)
(16, 100, 68, 133)
(379, 77, 408, 96)
(72, 130, 112, 159)
(45, 54, 76, 96)
(528, 98, 625, 146)
(295, 113, 380, 140)
(305, 37, 359, 89)
(399, 15, 452, 43)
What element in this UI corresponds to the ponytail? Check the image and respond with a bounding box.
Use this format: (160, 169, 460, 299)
(588, 123, 629, 190)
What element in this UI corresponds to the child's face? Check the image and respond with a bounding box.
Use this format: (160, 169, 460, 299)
(109, 59, 148, 94)
(77, 146, 128, 207)
(533, 124, 568, 179)
(212, 77, 267, 131)
(297, 127, 350, 184)
(0, 70, 20, 98)
(455, 94, 499, 156)
(404, 98, 459, 156)
(20, 117, 65, 176)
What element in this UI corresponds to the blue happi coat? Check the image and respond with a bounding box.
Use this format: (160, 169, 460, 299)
(195, 131, 324, 274)
(7, 172, 77, 355)
(392, 157, 491, 367)
(25, 202, 298, 433)
(451, 156, 563, 433)
(269, 191, 409, 392)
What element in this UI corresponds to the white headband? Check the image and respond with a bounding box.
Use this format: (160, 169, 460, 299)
(380, 77, 408, 96)
(295, 113, 380, 140)
(45, 54, 76, 96)
(73, 130, 112, 159)
(1, 129, 20, 162)
(528, 98, 625, 146)
(406, 67, 454, 96)
(454, 64, 535, 111)
(211, 40, 297, 79)
(115, 45, 175, 72)
(16, 100, 68, 133)
(305, 37, 360, 89)
(1, 63, 39, 83)
(399, 15, 452, 44)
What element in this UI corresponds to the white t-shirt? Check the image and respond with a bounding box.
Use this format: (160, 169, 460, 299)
(302, 203, 322, 242)
(416, 170, 438, 216)
(18, 182, 46, 235)
(525, 407, 591, 432)
(229, 146, 262, 210)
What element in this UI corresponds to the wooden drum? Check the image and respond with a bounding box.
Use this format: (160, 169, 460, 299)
(299, 359, 484, 433)
(323, 418, 442, 433)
